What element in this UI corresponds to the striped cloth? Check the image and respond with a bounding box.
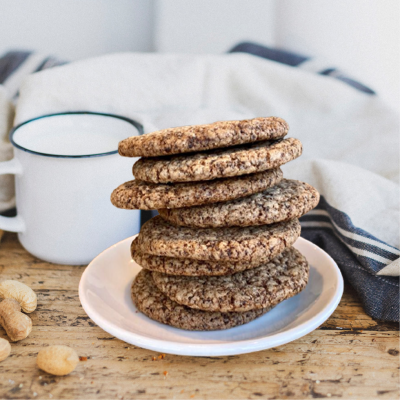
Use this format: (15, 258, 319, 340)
(1, 48, 399, 322)
(302, 199, 400, 271)
(0, 51, 65, 99)
(229, 42, 375, 95)
(300, 197, 399, 321)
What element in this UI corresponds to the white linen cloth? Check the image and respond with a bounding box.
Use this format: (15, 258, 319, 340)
(10, 52, 400, 275)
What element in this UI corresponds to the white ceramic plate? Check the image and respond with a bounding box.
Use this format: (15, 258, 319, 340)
(79, 236, 343, 356)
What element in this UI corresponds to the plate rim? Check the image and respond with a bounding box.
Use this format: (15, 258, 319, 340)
(79, 235, 344, 356)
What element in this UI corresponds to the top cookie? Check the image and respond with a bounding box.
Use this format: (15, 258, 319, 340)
(118, 117, 288, 157)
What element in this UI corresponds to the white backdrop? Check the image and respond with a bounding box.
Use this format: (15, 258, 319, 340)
(154, 0, 276, 54)
(0, 0, 155, 59)
(155, 0, 399, 111)
(0, 0, 398, 111)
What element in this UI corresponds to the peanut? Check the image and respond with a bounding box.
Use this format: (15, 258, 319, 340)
(0, 298, 32, 341)
(0, 337, 11, 361)
(37, 345, 79, 376)
(0, 280, 37, 313)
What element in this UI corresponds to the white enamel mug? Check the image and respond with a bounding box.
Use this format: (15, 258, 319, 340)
(0, 112, 143, 265)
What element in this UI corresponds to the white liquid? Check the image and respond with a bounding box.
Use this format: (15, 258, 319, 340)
(13, 114, 140, 156)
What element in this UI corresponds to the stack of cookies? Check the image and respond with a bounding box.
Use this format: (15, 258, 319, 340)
(111, 117, 319, 331)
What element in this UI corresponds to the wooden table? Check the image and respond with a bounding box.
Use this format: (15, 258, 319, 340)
(0, 231, 398, 400)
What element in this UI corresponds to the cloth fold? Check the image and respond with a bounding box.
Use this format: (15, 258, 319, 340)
(3, 50, 399, 321)
(230, 42, 376, 95)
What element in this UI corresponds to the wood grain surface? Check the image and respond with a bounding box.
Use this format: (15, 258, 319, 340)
(0, 232, 398, 400)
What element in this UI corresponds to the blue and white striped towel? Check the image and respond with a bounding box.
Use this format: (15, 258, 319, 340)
(2, 47, 399, 322)
(230, 42, 376, 95)
(301, 196, 399, 321)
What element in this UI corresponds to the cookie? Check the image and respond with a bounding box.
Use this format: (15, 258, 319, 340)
(131, 238, 265, 276)
(119, 117, 288, 157)
(136, 216, 301, 263)
(158, 179, 320, 227)
(152, 247, 309, 312)
(111, 168, 282, 210)
(132, 138, 302, 183)
(131, 269, 271, 331)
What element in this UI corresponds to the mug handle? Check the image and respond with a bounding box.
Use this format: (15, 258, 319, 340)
(0, 158, 25, 232)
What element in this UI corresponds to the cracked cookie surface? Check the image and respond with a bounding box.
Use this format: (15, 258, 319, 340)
(132, 138, 302, 183)
(131, 269, 271, 331)
(119, 116, 288, 157)
(131, 238, 266, 276)
(111, 168, 282, 210)
(136, 216, 301, 263)
(159, 179, 319, 227)
(152, 247, 309, 312)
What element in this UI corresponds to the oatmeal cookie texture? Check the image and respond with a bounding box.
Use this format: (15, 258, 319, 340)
(136, 216, 301, 263)
(159, 179, 320, 228)
(112, 115, 315, 331)
(152, 247, 309, 312)
(119, 116, 288, 157)
(131, 238, 266, 276)
(111, 168, 283, 210)
(132, 138, 302, 183)
(131, 269, 271, 331)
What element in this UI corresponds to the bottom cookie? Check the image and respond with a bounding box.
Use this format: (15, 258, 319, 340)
(152, 247, 309, 313)
(131, 269, 270, 331)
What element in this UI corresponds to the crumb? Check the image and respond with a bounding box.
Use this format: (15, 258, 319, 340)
(33, 393, 37, 397)
(80, 377, 84, 381)
(180, 389, 184, 393)
(316, 380, 320, 384)
(49, 394, 53, 398)
(19, 384, 23, 388)
(152, 356, 157, 361)
(327, 394, 331, 398)
(79, 356, 88, 361)
(163, 371, 168, 378)
(39, 376, 42, 380)
(190, 395, 195, 399)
